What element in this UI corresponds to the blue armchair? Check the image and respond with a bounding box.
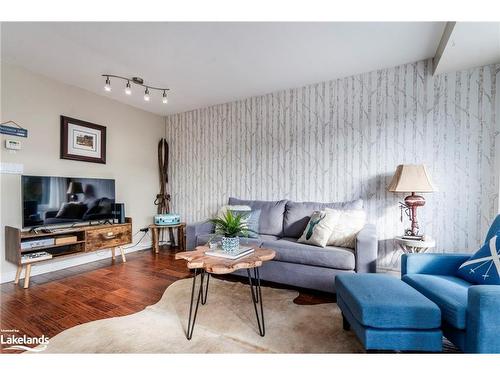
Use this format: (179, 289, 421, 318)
(401, 214, 500, 353)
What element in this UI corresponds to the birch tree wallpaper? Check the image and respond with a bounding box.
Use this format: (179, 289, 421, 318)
(165, 59, 499, 270)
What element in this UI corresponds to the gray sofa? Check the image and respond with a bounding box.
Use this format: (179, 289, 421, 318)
(186, 197, 378, 293)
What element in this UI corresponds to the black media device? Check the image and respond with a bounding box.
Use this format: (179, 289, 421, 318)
(22, 175, 116, 228)
(113, 203, 125, 224)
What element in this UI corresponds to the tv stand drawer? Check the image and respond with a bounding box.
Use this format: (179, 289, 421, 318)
(86, 224, 131, 251)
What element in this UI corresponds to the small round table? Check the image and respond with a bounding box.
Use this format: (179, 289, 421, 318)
(394, 236, 436, 253)
(175, 246, 276, 340)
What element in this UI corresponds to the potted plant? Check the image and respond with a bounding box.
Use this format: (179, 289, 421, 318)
(208, 210, 253, 253)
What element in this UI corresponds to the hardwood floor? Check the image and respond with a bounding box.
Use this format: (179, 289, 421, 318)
(0, 247, 334, 353)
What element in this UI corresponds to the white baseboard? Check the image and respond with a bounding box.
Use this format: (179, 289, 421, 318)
(0, 241, 152, 284)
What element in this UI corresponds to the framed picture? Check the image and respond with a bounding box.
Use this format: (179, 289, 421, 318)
(60, 116, 106, 164)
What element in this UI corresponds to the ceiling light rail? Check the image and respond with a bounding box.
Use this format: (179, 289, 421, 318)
(101, 74, 170, 104)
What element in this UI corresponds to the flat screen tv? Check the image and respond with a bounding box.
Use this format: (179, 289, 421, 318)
(22, 175, 116, 228)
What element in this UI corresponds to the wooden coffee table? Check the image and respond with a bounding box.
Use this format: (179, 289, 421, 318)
(175, 246, 276, 340)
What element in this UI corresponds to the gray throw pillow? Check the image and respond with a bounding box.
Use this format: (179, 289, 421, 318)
(230, 209, 261, 238)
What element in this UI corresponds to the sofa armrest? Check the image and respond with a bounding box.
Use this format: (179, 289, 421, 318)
(466, 285, 500, 353)
(401, 253, 470, 277)
(355, 223, 378, 273)
(186, 221, 214, 250)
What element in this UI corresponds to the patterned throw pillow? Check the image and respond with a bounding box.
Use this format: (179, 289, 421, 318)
(298, 210, 337, 247)
(457, 232, 500, 285)
(325, 208, 366, 249)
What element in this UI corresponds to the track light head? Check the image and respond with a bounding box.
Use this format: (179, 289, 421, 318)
(144, 87, 150, 102)
(104, 76, 111, 92)
(162, 91, 168, 104)
(125, 81, 132, 95)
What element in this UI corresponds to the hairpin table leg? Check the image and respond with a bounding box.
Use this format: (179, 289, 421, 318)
(201, 272, 209, 305)
(247, 267, 265, 336)
(186, 269, 204, 340)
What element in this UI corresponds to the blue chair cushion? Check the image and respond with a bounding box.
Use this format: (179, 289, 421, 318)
(402, 274, 471, 330)
(457, 232, 500, 285)
(335, 274, 441, 329)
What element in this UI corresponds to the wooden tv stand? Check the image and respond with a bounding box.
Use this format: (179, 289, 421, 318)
(4, 217, 132, 289)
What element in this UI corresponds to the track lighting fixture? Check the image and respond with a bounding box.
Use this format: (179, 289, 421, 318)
(102, 74, 170, 104)
(125, 81, 132, 95)
(104, 77, 111, 92)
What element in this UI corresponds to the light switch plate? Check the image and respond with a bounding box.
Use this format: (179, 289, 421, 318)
(0, 162, 24, 174)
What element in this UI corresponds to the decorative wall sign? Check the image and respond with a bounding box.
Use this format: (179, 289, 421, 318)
(0, 121, 28, 137)
(60, 116, 106, 164)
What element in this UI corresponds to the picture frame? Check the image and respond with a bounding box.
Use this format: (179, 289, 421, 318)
(60, 115, 106, 164)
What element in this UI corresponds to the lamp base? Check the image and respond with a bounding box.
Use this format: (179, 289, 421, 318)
(404, 192, 425, 237)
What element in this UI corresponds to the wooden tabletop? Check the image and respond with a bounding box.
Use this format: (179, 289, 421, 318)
(175, 246, 276, 274)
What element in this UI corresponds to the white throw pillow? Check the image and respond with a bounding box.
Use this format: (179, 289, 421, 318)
(298, 210, 337, 247)
(325, 208, 366, 249)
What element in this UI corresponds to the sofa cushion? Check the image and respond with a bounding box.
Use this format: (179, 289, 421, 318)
(228, 197, 287, 236)
(402, 274, 471, 330)
(283, 199, 363, 238)
(262, 237, 355, 270)
(336, 274, 441, 330)
(195, 233, 279, 248)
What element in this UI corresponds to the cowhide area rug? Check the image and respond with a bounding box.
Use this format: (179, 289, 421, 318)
(35, 277, 365, 353)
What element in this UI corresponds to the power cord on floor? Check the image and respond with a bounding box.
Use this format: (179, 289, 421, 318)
(122, 227, 152, 251)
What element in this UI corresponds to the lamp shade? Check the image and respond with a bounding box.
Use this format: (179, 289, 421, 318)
(387, 164, 437, 193)
(67, 181, 83, 195)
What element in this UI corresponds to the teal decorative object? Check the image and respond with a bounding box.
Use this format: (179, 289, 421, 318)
(221, 236, 240, 253)
(305, 212, 326, 240)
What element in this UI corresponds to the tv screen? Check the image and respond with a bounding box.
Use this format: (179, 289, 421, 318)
(22, 175, 116, 228)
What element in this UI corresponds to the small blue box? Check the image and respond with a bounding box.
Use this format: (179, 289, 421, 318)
(154, 214, 181, 226)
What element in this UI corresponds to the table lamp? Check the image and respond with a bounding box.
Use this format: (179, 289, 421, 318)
(67, 181, 83, 201)
(388, 164, 436, 237)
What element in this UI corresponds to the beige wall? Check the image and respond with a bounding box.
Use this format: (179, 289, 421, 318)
(0, 63, 164, 282)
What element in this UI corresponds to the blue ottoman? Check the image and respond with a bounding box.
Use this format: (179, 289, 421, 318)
(336, 274, 442, 352)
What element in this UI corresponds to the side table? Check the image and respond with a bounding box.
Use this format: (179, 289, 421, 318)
(150, 223, 186, 253)
(175, 246, 276, 339)
(394, 236, 436, 253)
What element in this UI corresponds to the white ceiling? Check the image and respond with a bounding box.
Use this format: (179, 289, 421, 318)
(434, 22, 500, 75)
(1, 22, 446, 116)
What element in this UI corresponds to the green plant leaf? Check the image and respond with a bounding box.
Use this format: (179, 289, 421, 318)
(207, 210, 251, 238)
